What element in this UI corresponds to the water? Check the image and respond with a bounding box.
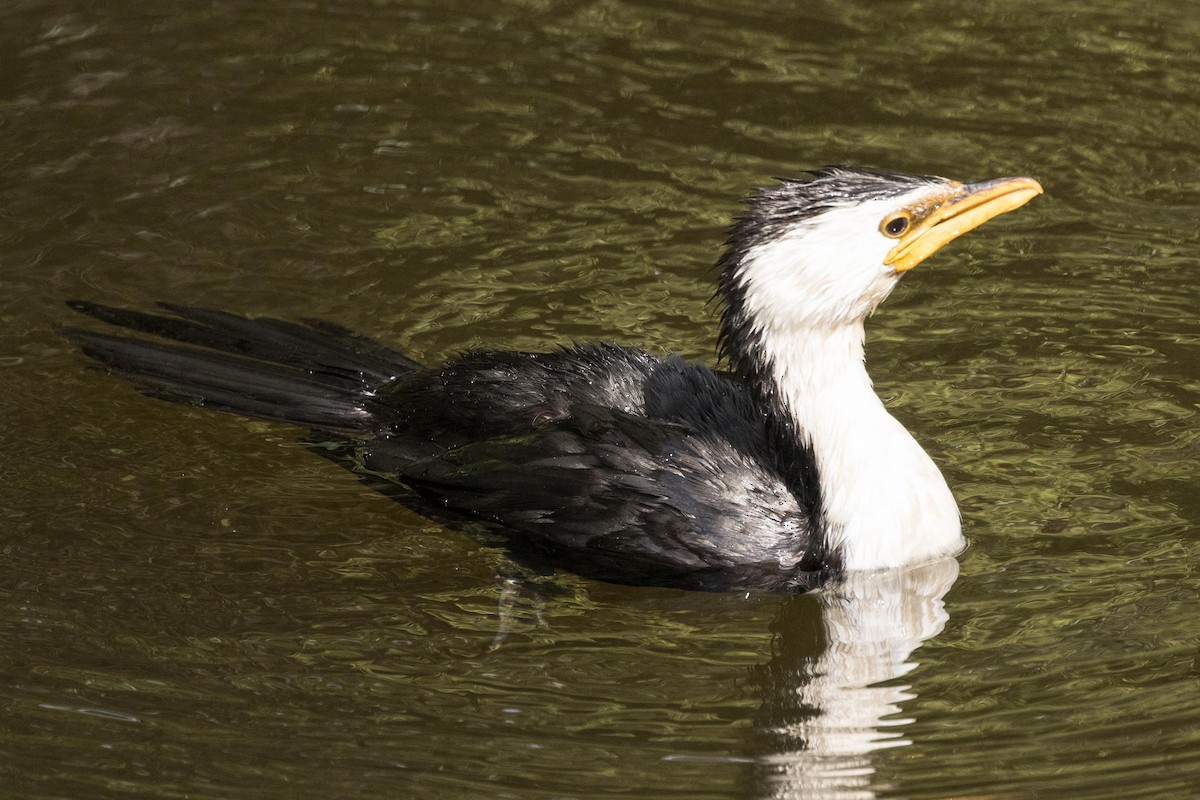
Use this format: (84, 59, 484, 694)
(2, 0, 1198, 797)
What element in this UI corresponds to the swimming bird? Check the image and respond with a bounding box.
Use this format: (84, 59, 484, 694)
(66, 167, 1041, 592)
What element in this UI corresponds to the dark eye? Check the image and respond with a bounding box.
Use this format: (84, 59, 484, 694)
(883, 215, 910, 237)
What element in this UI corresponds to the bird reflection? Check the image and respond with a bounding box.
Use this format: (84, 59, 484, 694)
(747, 557, 960, 799)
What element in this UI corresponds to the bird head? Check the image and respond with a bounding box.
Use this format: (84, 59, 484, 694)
(718, 167, 1043, 335)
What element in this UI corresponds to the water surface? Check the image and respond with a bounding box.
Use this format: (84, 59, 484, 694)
(2, 1, 1198, 797)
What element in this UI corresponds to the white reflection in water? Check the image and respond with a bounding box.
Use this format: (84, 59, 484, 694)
(756, 557, 960, 799)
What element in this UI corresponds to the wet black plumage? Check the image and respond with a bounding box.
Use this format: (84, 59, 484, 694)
(66, 301, 828, 591)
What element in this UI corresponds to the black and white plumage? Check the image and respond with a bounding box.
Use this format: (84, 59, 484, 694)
(65, 167, 1041, 592)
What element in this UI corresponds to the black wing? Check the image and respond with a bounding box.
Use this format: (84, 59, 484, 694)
(369, 403, 825, 590)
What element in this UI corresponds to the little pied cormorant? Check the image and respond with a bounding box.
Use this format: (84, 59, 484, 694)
(66, 167, 1042, 592)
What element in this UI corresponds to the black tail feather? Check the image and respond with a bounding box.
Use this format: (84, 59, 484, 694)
(65, 301, 423, 434)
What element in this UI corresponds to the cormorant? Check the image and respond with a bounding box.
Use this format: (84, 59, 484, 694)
(66, 167, 1042, 592)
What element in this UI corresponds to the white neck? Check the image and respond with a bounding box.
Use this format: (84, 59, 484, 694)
(759, 322, 963, 570)
(722, 197, 970, 570)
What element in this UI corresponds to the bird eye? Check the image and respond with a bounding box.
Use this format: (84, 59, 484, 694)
(882, 214, 910, 238)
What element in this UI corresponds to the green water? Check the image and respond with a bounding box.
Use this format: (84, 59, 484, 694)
(2, 1, 1198, 797)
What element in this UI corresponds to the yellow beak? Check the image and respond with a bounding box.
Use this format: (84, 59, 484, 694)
(885, 176, 1043, 272)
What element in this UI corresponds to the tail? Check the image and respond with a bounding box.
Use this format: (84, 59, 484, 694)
(64, 301, 424, 433)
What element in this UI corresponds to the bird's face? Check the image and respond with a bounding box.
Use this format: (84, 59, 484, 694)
(878, 176, 1044, 273)
(725, 168, 1042, 331)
